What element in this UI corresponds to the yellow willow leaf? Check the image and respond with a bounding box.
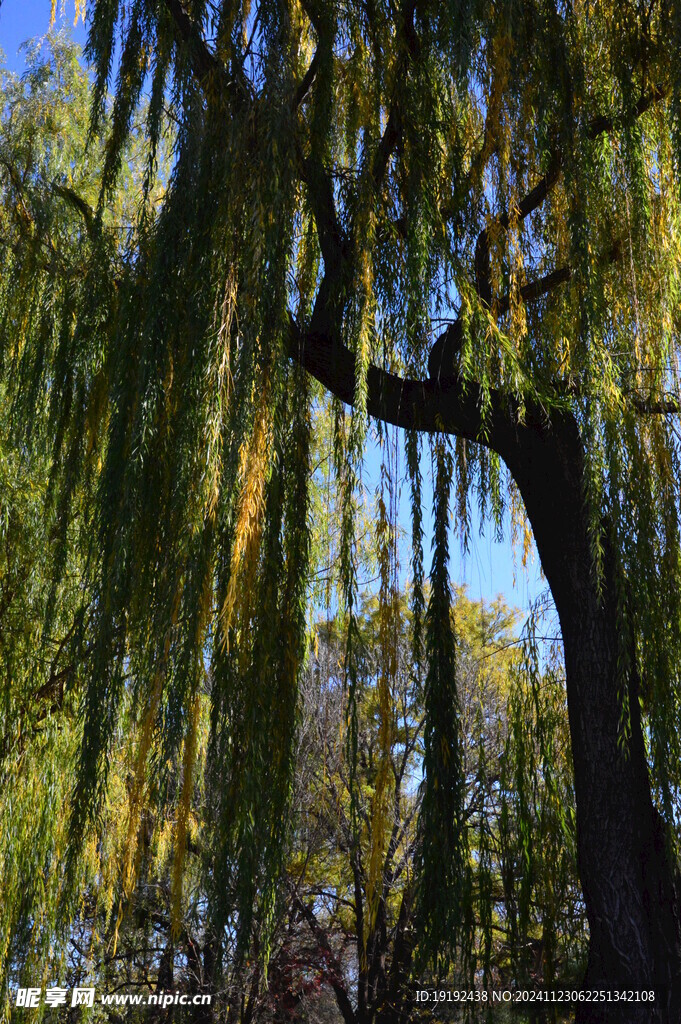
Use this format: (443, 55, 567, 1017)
(365, 756, 393, 935)
(112, 688, 161, 956)
(522, 520, 533, 569)
(203, 271, 236, 523)
(171, 690, 202, 939)
(112, 618, 176, 956)
(84, 367, 108, 458)
(196, 555, 214, 647)
(220, 379, 273, 643)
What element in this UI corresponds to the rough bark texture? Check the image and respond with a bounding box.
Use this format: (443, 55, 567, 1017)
(503, 411, 681, 1024)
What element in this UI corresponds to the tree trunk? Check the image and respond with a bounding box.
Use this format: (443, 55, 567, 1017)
(294, 318, 681, 1018)
(505, 412, 681, 1023)
(376, 883, 415, 1024)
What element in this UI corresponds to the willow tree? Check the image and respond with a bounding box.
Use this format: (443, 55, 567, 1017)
(4, 0, 681, 1021)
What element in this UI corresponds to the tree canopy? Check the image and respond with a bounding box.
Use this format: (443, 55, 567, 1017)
(3, 1, 681, 1020)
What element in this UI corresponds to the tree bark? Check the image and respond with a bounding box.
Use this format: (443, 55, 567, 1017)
(286, 259, 681, 1015)
(503, 410, 681, 1024)
(291, 322, 681, 1020)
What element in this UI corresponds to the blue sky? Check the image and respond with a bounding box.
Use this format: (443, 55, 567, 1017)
(0, 0, 551, 621)
(0, 1, 87, 72)
(360, 428, 548, 619)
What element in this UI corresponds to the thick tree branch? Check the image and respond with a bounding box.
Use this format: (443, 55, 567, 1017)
(629, 392, 681, 415)
(585, 82, 668, 139)
(495, 239, 623, 318)
(163, 0, 222, 83)
(367, 0, 418, 192)
(430, 83, 665, 381)
(470, 156, 564, 306)
(429, 238, 624, 380)
(514, 154, 563, 220)
(464, 83, 667, 315)
(288, 315, 541, 464)
(294, 49, 320, 108)
(52, 183, 96, 239)
(302, 156, 346, 275)
(370, 104, 403, 192)
(498, 264, 572, 315)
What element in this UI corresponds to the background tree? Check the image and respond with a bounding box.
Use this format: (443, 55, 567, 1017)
(278, 590, 584, 1024)
(3, 3, 681, 1022)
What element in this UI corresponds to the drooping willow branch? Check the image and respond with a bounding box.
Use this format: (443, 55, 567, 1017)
(430, 85, 669, 381)
(159, 1, 677, 446)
